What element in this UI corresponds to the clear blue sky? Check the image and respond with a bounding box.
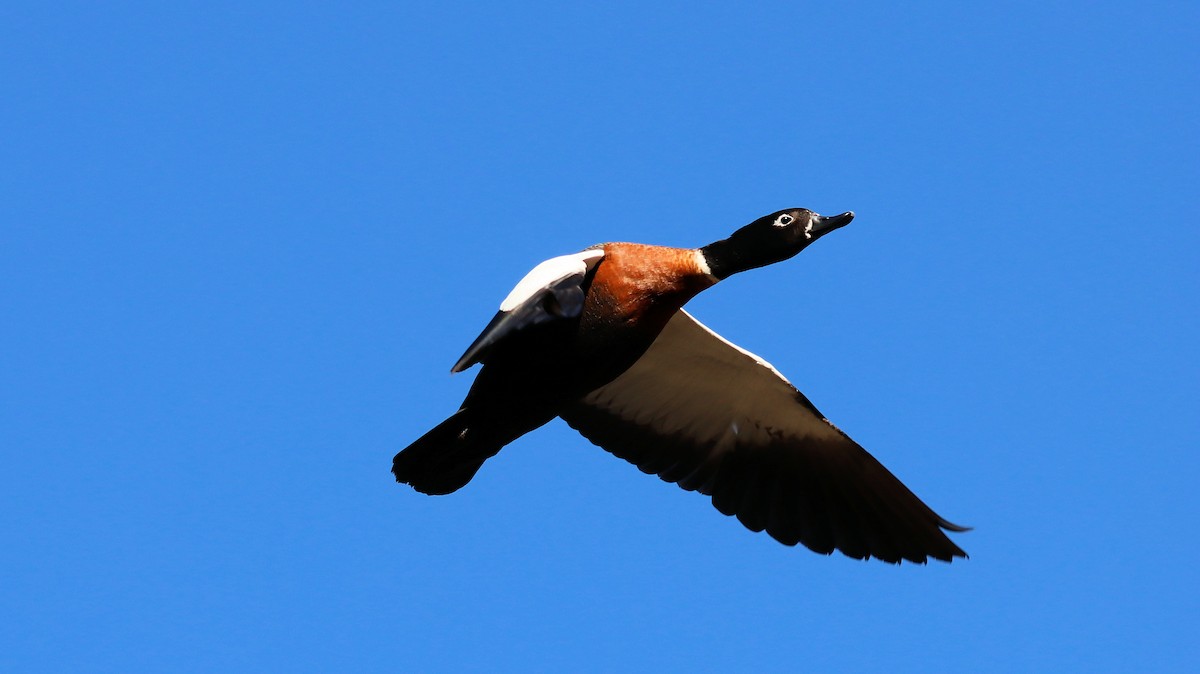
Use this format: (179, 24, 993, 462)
(3, 2, 1197, 672)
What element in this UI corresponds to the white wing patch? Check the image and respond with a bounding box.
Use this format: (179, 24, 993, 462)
(499, 249, 605, 312)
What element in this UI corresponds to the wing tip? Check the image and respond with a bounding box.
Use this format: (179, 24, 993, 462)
(939, 519, 973, 533)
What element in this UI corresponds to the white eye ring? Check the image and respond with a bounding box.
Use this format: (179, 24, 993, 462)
(774, 214, 794, 227)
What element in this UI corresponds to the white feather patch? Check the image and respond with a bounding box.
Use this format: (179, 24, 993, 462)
(498, 249, 605, 311)
(693, 249, 717, 280)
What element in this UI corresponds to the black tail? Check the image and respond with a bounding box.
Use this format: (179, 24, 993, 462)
(392, 409, 503, 495)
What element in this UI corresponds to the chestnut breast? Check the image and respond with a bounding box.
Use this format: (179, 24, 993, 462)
(573, 243, 717, 385)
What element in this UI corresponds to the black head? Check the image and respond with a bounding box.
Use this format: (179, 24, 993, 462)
(699, 208, 854, 280)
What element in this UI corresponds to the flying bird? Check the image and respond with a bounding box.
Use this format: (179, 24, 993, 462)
(393, 208, 969, 563)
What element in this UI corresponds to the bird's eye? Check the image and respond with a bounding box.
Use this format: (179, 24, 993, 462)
(775, 214, 794, 227)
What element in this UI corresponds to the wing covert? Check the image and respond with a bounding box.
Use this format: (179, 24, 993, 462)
(452, 249, 604, 373)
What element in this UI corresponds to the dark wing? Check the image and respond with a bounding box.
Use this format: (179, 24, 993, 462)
(452, 249, 604, 373)
(559, 309, 968, 564)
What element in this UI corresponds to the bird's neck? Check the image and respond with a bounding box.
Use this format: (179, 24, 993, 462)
(699, 236, 795, 281)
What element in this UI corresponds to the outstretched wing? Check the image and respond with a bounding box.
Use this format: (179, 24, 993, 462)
(452, 249, 605, 373)
(559, 309, 968, 564)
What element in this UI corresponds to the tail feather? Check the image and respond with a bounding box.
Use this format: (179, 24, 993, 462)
(392, 409, 502, 495)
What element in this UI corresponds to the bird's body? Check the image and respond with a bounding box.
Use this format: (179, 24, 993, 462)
(393, 208, 969, 563)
